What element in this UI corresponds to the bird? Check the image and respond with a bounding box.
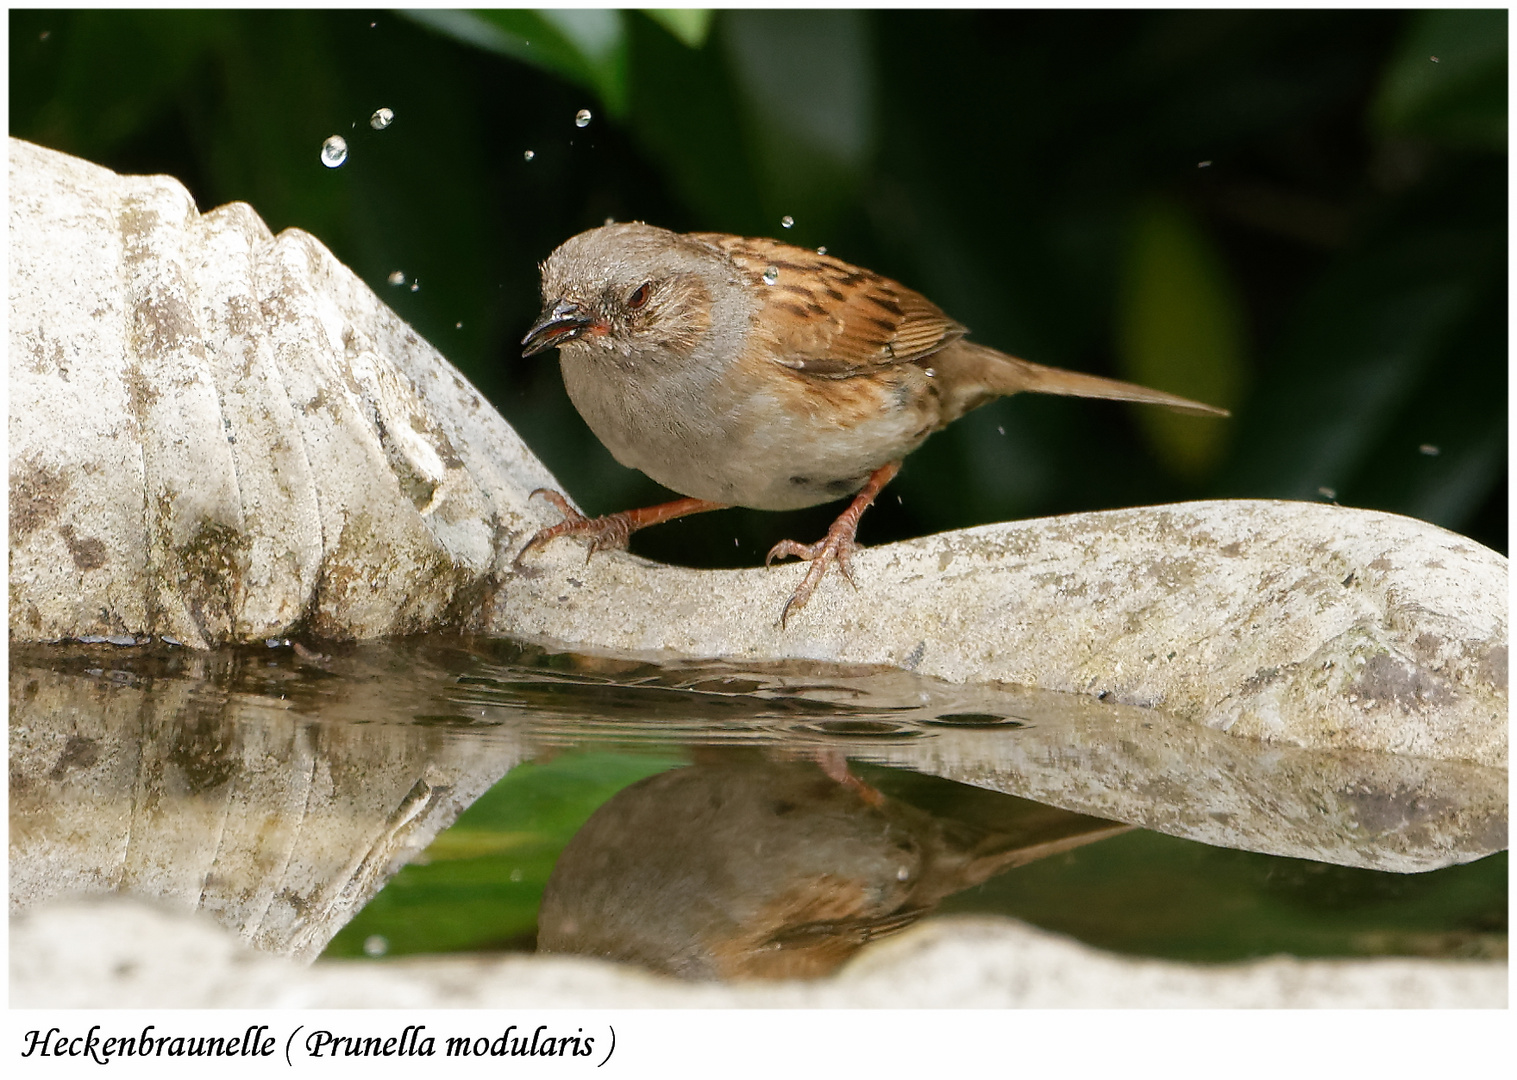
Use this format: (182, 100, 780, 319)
(518, 222, 1228, 625)
(536, 752, 1133, 980)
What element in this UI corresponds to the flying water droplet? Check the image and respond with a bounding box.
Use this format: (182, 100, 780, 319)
(363, 935, 389, 957)
(781, 215, 794, 229)
(1198, 160, 1213, 168)
(387, 270, 405, 286)
(455, 321, 463, 329)
(1317, 486, 1337, 500)
(523, 149, 535, 162)
(575, 108, 592, 128)
(1419, 443, 1440, 456)
(761, 266, 779, 286)
(369, 107, 394, 130)
(409, 281, 420, 293)
(604, 217, 615, 226)
(1430, 55, 1440, 63)
(816, 246, 827, 255)
(319, 135, 348, 168)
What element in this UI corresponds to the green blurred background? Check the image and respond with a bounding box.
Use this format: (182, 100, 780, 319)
(10, 8, 1506, 562)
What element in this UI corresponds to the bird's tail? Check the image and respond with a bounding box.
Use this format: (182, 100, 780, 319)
(933, 339, 1229, 421)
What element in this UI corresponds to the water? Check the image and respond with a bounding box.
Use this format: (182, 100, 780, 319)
(781, 215, 794, 229)
(320, 135, 348, 168)
(370, 107, 394, 130)
(9, 637, 1506, 977)
(762, 266, 779, 286)
(575, 109, 592, 128)
(387, 270, 405, 286)
(523, 150, 535, 162)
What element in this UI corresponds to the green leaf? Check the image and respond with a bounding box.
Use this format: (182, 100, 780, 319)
(1372, 9, 1506, 150)
(641, 9, 713, 49)
(1114, 200, 1247, 480)
(402, 8, 629, 116)
(324, 751, 682, 958)
(1214, 163, 1504, 515)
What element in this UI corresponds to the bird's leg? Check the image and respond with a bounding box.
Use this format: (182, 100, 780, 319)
(813, 749, 887, 808)
(514, 489, 727, 568)
(766, 461, 902, 627)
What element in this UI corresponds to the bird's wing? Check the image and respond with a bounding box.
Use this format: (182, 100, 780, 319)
(689, 233, 966, 377)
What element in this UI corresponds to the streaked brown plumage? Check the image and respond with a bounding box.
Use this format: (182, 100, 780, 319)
(518, 223, 1227, 624)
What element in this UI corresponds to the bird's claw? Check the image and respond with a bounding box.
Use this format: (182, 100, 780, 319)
(514, 489, 633, 570)
(766, 530, 861, 628)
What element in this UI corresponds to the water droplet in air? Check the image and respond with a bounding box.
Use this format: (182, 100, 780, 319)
(320, 135, 348, 168)
(1198, 160, 1213, 168)
(998, 425, 1006, 435)
(523, 149, 535, 162)
(816, 246, 827, 255)
(761, 266, 779, 285)
(509, 868, 524, 883)
(40, 30, 50, 41)
(604, 217, 615, 226)
(387, 271, 405, 286)
(896, 866, 911, 881)
(1419, 443, 1440, 456)
(781, 215, 795, 228)
(1430, 55, 1440, 63)
(409, 281, 420, 293)
(1317, 486, 1337, 500)
(455, 321, 463, 329)
(363, 935, 389, 957)
(575, 108, 592, 128)
(369, 107, 394, 130)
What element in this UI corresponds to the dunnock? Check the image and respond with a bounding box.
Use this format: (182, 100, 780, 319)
(536, 753, 1132, 980)
(519, 223, 1227, 624)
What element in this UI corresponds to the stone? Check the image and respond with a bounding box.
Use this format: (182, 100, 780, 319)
(10, 896, 1505, 1008)
(8, 136, 1507, 771)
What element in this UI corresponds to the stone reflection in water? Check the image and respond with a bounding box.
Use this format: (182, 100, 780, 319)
(447, 639, 1507, 874)
(537, 752, 1130, 979)
(9, 643, 526, 961)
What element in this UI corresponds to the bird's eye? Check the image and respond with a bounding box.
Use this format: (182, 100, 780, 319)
(626, 282, 651, 310)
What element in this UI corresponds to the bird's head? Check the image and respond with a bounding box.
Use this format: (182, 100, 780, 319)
(521, 223, 721, 361)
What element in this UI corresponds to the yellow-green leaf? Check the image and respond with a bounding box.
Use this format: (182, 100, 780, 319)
(642, 9, 713, 49)
(1115, 200, 1247, 480)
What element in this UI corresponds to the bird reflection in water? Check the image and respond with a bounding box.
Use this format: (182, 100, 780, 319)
(537, 751, 1131, 980)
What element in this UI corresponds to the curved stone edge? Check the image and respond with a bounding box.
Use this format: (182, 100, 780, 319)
(8, 136, 557, 647)
(497, 500, 1507, 769)
(9, 138, 1508, 768)
(11, 898, 1505, 1008)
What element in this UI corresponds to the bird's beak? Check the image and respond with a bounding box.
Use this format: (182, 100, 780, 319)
(521, 299, 592, 357)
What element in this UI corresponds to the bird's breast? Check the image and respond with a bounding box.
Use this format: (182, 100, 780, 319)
(559, 348, 943, 510)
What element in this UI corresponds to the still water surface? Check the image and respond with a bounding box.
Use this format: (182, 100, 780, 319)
(10, 637, 1506, 980)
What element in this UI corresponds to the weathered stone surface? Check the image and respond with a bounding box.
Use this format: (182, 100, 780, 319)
(10, 896, 1504, 1008)
(8, 646, 524, 960)
(8, 138, 1508, 768)
(8, 137, 554, 648)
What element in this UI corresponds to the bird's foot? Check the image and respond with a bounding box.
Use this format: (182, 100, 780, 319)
(514, 491, 729, 569)
(766, 518, 862, 628)
(513, 489, 635, 569)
